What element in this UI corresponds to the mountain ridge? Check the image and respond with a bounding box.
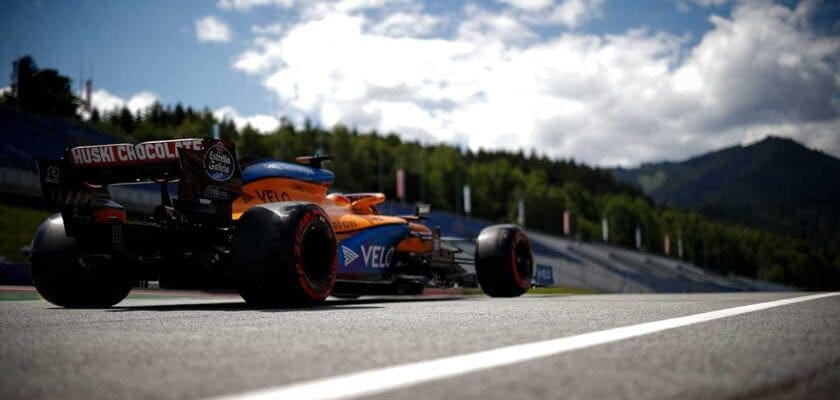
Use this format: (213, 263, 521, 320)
(613, 136, 840, 245)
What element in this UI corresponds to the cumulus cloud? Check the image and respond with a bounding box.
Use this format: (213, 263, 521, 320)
(126, 92, 159, 114)
(497, 0, 605, 28)
(370, 11, 443, 38)
(677, 2, 837, 127)
(214, 106, 281, 132)
(694, 0, 731, 7)
(229, 0, 839, 166)
(195, 16, 232, 43)
(497, 0, 554, 12)
(458, 5, 537, 43)
(544, 0, 605, 28)
(676, 0, 730, 13)
(237, 11, 473, 142)
(0, 86, 10, 96)
(660, 1, 840, 156)
(219, 0, 409, 16)
(89, 89, 160, 115)
(218, 0, 294, 11)
(90, 89, 126, 113)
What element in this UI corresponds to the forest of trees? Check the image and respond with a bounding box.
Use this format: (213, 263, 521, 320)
(4, 56, 839, 289)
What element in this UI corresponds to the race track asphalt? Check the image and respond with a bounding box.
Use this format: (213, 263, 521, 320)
(1, 291, 838, 400)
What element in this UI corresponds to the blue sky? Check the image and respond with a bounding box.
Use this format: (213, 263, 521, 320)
(1, 0, 838, 166)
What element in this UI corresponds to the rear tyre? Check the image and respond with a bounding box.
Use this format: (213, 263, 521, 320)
(29, 214, 132, 308)
(475, 224, 533, 297)
(232, 202, 338, 307)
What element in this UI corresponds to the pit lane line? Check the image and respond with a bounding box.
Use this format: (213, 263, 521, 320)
(208, 292, 839, 400)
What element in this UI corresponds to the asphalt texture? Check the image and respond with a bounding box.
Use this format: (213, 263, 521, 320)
(1, 291, 839, 400)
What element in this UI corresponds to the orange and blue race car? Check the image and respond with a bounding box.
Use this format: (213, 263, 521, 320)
(28, 138, 533, 307)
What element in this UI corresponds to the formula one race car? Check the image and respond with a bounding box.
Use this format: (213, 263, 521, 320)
(29, 138, 533, 307)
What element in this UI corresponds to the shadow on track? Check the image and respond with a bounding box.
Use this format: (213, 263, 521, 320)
(107, 295, 466, 313)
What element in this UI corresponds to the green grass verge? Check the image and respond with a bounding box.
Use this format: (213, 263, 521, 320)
(0, 204, 50, 263)
(527, 286, 596, 295)
(0, 292, 42, 301)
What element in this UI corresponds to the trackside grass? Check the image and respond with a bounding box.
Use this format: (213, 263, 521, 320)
(0, 292, 42, 301)
(527, 286, 596, 295)
(0, 204, 50, 263)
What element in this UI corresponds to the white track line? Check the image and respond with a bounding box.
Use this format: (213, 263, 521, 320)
(210, 292, 839, 400)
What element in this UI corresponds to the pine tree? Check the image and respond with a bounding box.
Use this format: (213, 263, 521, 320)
(2, 56, 79, 118)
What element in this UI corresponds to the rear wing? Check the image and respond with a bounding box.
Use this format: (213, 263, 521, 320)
(36, 138, 242, 217)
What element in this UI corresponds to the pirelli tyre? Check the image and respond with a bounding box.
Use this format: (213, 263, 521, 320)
(474, 224, 533, 297)
(29, 214, 132, 308)
(233, 202, 338, 307)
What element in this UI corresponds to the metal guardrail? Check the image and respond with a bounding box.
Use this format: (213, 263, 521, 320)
(525, 230, 789, 293)
(0, 167, 41, 198)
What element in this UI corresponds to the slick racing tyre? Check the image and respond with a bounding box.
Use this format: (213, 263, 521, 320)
(233, 202, 338, 307)
(29, 214, 132, 308)
(474, 224, 533, 297)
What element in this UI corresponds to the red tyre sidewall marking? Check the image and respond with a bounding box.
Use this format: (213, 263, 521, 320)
(321, 213, 338, 295)
(509, 231, 531, 290)
(294, 208, 337, 300)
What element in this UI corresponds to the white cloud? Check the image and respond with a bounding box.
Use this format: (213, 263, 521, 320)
(214, 106, 280, 133)
(676, 0, 730, 13)
(233, 48, 276, 75)
(230, 0, 839, 166)
(458, 6, 537, 43)
(245, 12, 474, 141)
(219, 0, 407, 15)
(126, 92, 159, 115)
(671, 1, 838, 129)
(500, 0, 605, 29)
(544, 0, 605, 28)
(90, 89, 127, 113)
(218, 0, 294, 11)
(89, 89, 160, 115)
(195, 16, 232, 43)
(295, 0, 412, 21)
(370, 11, 442, 38)
(497, 0, 554, 12)
(334, 0, 409, 13)
(0, 86, 10, 96)
(694, 0, 730, 7)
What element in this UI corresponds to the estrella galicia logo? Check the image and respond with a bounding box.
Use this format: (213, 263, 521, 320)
(203, 142, 234, 182)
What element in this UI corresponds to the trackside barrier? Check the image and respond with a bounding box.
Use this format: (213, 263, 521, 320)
(0, 167, 41, 199)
